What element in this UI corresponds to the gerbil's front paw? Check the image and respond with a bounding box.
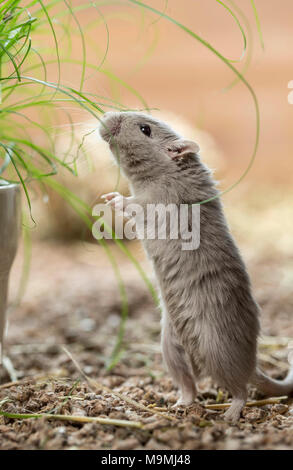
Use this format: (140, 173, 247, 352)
(101, 191, 120, 203)
(101, 192, 123, 205)
(101, 192, 125, 214)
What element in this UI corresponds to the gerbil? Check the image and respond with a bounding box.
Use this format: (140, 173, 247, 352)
(99, 111, 293, 423)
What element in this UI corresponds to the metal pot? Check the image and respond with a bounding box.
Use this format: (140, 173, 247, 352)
(0, 184, 21, 362)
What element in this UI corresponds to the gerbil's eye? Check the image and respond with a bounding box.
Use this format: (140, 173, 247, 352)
(139, 124, 151, 137)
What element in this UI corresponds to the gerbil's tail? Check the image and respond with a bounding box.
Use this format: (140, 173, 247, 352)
(251, 366, 293, 396)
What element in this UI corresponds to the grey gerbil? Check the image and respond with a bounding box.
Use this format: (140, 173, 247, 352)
(99, 111, 293, 423)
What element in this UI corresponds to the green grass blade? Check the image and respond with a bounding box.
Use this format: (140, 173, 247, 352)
(224, 0, 253, 90)
(62, 0, 86, 92)
(0, 143, 34, 221)
(85, 1, 109, 74)
(36, 0, 61, 95)
(0, 146, 12, 175)
(0, 41, 21, 81)
(215, 0, 247, 62)
(250, 0, 264, 50)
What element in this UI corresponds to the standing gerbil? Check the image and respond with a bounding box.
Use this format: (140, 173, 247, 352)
(99, 111, 293, 423)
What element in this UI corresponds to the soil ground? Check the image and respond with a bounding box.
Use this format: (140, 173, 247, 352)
(0, 217, 293, 449)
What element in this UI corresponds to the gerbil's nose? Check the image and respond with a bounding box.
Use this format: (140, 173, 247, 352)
(99, 112, 122, 142)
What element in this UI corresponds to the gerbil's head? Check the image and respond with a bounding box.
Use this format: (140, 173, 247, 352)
(99, 111, 200, 180)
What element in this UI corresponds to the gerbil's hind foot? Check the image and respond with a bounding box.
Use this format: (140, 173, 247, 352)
(173, 382, 197, 408)
(223, 394, 247, 424)
(174, 397, 194, 408)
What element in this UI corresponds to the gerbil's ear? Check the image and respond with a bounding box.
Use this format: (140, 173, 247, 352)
(167, 140, 200, 160)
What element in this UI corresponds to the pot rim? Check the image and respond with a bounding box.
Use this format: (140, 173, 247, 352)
(0, 183, 20, 191)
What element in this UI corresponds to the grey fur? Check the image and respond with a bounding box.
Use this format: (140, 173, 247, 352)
(100, 111, 293, 423)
